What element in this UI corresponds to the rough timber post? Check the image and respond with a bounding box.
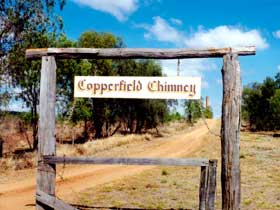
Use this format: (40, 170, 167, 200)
(37, 56, 56, 210)
(199, 166, 208, 210)
(206, 160, 217, 210)
(221, 53, 241, 210)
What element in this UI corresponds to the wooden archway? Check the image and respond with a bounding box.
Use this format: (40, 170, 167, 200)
(26, 46, 256, 210)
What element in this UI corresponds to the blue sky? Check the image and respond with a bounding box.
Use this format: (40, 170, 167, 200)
(56, 0, 280, 118)
(7, 0, 280, 117)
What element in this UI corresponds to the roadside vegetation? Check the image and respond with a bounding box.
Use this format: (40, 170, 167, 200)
(0, 118, 190, 172)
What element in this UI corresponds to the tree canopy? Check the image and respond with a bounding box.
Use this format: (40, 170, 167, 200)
(0, 0, 65, 54)
(242, 73, 280, 131)
(68, 31, 168, 138)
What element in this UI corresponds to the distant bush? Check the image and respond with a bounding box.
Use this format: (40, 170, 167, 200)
(185, 99, 213, 124)
(204, 107, 213, 119)
(161, 169, 169, 176)
(164, 112, 182, 123)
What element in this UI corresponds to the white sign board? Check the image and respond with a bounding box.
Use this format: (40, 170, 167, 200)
(74, 76, 201, 99)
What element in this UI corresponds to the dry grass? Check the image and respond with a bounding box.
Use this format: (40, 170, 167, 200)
(240, 132, 280, 210)
(74, 124, 280, 210)
(0, 120, 186, 172)
(2, 118, 279, 210)
(0, 152, 36, 171)
(0, 115, 33, 154)
(0, 115, 35, 172)
(57, 134, 152, 157)
(0, 118, 175, 172)
(0, 133, 153, 173)
(73, 123, 221, 210)
(57, 120, 193, 158)
(158, 120, 200, 137)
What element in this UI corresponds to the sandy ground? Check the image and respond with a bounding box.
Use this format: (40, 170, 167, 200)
(0, 120, 217, 210)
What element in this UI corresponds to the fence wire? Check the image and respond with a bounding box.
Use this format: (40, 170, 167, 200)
(198, 99, 221, 138)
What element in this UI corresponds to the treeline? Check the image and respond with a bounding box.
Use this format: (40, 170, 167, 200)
(242, 73, 280, 131)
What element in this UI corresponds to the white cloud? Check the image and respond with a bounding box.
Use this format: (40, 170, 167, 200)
(72, 0, 138, 21)
(170, 18, 182, 26)
(140, 17, 269, 50)
(141, 16, 186, 45)
(185, 26, 269, 50)
(278, 65, 280, 71)
(143, 0, 161, 6)
(143, 32, 151, 39)
(273, 30, 280, 39)
(160, 59, 215, 101)
(202, 81, 209, 88)
(160, 58, 217, 77)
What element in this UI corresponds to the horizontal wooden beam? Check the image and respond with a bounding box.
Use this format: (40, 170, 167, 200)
(36, 190, 78, 210)
(26, 46, 256, 59)
(44, 156, 209, 167)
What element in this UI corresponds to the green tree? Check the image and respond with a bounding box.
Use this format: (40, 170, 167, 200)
(63, 31, 168, 138)
(115, 59, 167, 133)
(242, 74, 280, 131)
(164, 112, 182, 123)
(74, 32, 168, 137)
(76, 31, 121, 139)
(0, 0, 65, 54)
(1, 0, 65, 149)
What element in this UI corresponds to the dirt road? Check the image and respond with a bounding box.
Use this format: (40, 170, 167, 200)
(0, 120, 217, 210)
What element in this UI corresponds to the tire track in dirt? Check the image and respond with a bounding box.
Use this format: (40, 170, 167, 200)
(0, 120, 218, 210)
